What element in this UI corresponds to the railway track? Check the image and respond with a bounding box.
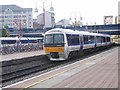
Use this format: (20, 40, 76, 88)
(1, 55, 66, 87)
(1, 45, 115, 88)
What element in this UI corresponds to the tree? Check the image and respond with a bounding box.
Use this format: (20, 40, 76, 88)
(4, 25, 8, 29)
(0, 29, 2, 37)
(0, 28, 9, 37)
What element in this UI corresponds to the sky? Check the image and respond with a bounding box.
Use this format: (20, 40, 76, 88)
(0, 0, 119, 25)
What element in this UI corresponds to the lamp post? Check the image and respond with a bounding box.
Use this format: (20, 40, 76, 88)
(69, 12, 82, 30)
(42, 1, 46, 33)
(35, 0, 54, 33)
(90, 22, 92, 33)
(19, 19, 22, 37)
(79, 17, 83, 29)
(74, 14, 77, 30)
(13, 14, 22, 37)
(85, 22, 88, 31)
(19, 14, 23, 38)
(94, 22, 97, 33)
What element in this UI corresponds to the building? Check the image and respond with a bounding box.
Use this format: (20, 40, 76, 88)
(115, 16, 120, 24)
(104, 16, 113, 25)
(56, 19, 70, 27)
(36, 11, 55, 28)
(115, 2, 120, 24)
(0, 5, 33, 29)
(118, 15, 120, 24)
(33, 19, 40, 29)
(118, 1, 120, 24)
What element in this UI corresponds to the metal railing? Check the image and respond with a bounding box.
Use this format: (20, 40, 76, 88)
(0, 43, 43, 55)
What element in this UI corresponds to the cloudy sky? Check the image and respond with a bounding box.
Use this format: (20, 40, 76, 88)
(0, 0, 119, 25)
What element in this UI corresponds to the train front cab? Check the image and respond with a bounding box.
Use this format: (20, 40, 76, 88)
(44, 33, 68, 61)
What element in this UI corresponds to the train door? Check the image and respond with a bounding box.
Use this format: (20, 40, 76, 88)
(94, 36, 97, 47)
(105, 37, 107, 45)
(66, 34, 71, 46)
(80, 35, 83, 50)
(66, 34, 71, 52)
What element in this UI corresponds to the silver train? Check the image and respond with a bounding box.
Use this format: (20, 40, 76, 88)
(43, 28, 111, 61)
(0, 37, 43, 47)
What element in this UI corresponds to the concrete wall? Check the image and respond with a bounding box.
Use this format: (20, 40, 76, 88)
(37, 11, 55, 28)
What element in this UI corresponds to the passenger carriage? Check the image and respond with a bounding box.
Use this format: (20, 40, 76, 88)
(43, 28, 111, 61)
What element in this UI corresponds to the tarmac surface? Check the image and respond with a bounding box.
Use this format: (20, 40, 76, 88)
(1, 50, 44, 62)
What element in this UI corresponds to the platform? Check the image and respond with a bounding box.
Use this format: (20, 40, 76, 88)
(3, 47, 119, 89)
(1, 50, 44, 62)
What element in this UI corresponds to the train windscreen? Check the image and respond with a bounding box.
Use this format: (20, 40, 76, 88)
(44, 34, 64, 45)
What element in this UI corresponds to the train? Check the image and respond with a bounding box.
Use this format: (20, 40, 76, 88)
(0, 37, 43, 47)
(43, 28, 112, 61)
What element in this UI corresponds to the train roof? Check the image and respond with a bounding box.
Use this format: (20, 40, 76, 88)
(0, 37, 19, 40)
(45, 28, 88, 34)
(45, 28, 111, 37)
(0, 37, 43, 40)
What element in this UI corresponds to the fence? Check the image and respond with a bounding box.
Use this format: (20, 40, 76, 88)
(0, 43, 43, 55)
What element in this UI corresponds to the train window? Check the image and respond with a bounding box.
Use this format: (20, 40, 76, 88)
(107, 37, 110, 42)
(44, 34, 54, 44)
(32, 40, 37, 43)
(38, 39, 43, 43)
(12, 40, 16, 44)
(21, 40, 27, 44)
(97, 36, 102, 43)
(102, 37, 106, 42)
(83, 35, 88, 44)
(54, 34, 64, 44)
(83, 35, 95, 44)
(71, 35, 79, 45)
(1, 40, 6, 44)
(1, 40, 16, 44)
(89, 36, 95, 43)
